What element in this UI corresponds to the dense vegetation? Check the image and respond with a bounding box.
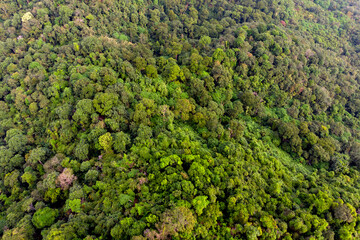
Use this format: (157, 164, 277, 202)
(2, 0, 360, 239)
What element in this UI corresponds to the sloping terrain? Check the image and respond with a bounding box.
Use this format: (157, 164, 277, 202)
(1, 0, 360, 239)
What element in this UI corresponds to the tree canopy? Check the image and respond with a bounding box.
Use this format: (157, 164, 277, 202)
(1, 0, 360, 239)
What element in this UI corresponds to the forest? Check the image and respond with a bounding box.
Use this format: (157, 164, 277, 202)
(2, 0, 360, 239)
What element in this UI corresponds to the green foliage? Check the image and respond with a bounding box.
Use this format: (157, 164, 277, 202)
(5, 129, 27, 153)
(145, 65, 158, 78)
(144, 206, 196, 239)
(27, 147, 47, 166)
(74, 140, 89, 160)
(84, 169, 99, 184)
(113, 132, 130, 153)
(163, 59, 184, 82)
(192, 196, 210, 215)
(21, 171, 37, 186)
(159, 155, 182, 169)
(32, 207, 58, 229)
(93, 93, 118, 116)
(199, 36, 211, 48)
(2, 0, 360, 239)
(66, 199, 82, 213)
(98, 132, 113, 152)
(114, 33, 129, 41)
(3, 215, 34, 240)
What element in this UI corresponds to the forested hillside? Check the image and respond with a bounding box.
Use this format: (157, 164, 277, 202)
(2, 0, 360, 239)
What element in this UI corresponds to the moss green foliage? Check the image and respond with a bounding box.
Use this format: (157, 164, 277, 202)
(66, 199, 82, 213)
(32, 207, 58, 229)
(2, 0, 360, 239)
